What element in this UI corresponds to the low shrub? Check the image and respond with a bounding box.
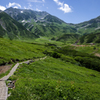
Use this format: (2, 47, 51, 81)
(74, 56, 100, 71)
(61, 55, 76, 64)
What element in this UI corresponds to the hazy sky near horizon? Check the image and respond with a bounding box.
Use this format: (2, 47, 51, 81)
(0, 0, 100, 23)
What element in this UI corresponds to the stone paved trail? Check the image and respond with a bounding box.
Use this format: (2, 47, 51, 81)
(0, 57, 46, 100)
(0, 81, 8, 100)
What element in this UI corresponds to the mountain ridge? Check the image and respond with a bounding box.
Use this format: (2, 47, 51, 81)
(0, 11, 38, 39)
(2, 7, 100, 43)
(5, 7, 77, 38)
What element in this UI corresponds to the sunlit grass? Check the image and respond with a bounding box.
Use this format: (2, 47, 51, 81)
(8, 57, 100, 100)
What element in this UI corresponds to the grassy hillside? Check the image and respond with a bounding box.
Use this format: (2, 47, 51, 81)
(8, 57, 100, 100)
(44, 45, 100, 71)
(56, 33, 80, 44)
(29, 23, 77, 37)
(79, 29, 100, 44)
(0, 11, 38, 39)
(69, 16, 100, 35)
(0, 38, 50, 66)
(0, 38, 99, 99)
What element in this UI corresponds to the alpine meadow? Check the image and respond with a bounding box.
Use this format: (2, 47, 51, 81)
(0, 0, 100, 100)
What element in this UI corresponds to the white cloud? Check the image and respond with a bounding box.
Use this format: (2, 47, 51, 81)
(0, 5, 6, 11)
(42, 0, 45, 2)
(28, 0, 45, 3)
(53, 0, 72, 13)
(13, 6, 18, 9)
(59, 4, 72, 13)
(6, 2, 21, 8)
(54, 0, 63, 6)
(36, 8, 41, 12)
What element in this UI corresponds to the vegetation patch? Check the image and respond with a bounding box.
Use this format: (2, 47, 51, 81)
(8, 57, 100, 100)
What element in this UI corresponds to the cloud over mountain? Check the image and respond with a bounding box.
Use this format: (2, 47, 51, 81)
(0, 5, 6, 11)
(6, 2, 21, 8)
(53, 0, 72, 13)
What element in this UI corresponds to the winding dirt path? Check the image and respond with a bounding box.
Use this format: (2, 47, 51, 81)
(0, 56, 47, 100)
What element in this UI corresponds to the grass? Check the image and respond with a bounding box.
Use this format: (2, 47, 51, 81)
(0, 38, 51, 65)
(8, 57, 100, 100)
(73, 45, 100, 54)
(34, 37, 63, 46)
(0, 37, 100, 99)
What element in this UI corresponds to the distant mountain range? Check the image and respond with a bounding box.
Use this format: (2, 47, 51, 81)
(0, 11, 38, 39)
(0, 7, 100, 43)
(72, 16, 100, 35)
(5, 7, 77, 37)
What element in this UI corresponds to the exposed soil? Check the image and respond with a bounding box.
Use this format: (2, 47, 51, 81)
(0, 64, 12, 74)
(95, 53, 100, 57)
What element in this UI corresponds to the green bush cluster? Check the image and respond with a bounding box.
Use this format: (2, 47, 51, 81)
(44, 46, 100, 72)
(58, 46, 100, 71)
(74, 56, 100, 71)
(43, 50, 77, 64)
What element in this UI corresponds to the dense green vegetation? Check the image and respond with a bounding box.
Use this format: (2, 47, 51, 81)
(74, 44, 100, 54)
(79, 31, 100, 44)
(0, 37, 100, 99)
(44, 45, 100, 72)
(0, 38, 49, 66)
(8, 57, 100, 100)
(56, 33, 80, 44)
(23, 21, 77, 38)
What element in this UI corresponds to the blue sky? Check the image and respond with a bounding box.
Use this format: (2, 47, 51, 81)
(0, 0, 100, 23)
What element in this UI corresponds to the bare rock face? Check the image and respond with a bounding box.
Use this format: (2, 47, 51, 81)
(5, 7, 48, 22)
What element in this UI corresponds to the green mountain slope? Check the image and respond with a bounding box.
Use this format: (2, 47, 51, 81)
(8, 57, 100, 100)
(5, 42, 100, 99)
(56, 33, 80, 43)
(5, 8, 77, 37)
(73, 16, 100, 35)
(5, 8, 100, 36)
(5, 7, 100, 42)
(79, 29, 100, 44)
(0, 38, 46, 66)
(0, 11, 38, 39)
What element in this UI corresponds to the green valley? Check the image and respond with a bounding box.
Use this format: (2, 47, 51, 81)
(0, 6, 100, 100)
